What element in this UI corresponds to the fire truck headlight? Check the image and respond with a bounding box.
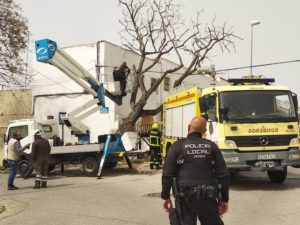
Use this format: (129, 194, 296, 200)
(289, 154, 300, 160)
(225, 140, 237, 148)
(224, 156, 240, 163)
(289, 138, 299, 146)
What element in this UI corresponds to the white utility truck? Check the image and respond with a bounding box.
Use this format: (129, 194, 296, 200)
(3, 39, 137, 178)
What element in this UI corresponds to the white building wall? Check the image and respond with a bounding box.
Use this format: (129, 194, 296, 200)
(31, 40, 226, 143)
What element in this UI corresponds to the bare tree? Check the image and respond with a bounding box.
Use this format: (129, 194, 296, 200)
(0, 0, 30, 88)
(118, 0, 239, 133)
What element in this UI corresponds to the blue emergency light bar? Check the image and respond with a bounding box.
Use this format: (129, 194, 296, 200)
(228, 78, 275, 85)
(35, 39, 57, 62)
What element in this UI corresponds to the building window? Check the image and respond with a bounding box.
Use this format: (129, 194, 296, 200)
(164, 77, 170, 91)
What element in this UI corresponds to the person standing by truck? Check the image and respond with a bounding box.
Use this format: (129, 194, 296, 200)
(148, 122, 162, 169)
(6, 131, 29, 190)
(31, 130, 51, 189)
(161, 116, 229, 225)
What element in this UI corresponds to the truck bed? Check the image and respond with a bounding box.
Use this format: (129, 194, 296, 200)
(50, 143, 103, 154)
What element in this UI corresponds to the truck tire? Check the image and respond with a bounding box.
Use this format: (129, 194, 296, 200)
(82, 156, 98, 175)
(18, 159, 34, 178)
(267, 166, 287, 183)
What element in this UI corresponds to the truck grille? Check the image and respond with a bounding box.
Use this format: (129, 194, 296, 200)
(226, 135, 297, 147)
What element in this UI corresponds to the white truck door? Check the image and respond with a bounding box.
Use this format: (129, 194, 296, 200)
(5, 122, 34, 157)
(165, 102, 195, 139)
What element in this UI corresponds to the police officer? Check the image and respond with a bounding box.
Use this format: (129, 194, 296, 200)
(31, 130, 51, 189)
(161, 116, 229, 225)
(148, 122, 162, 169)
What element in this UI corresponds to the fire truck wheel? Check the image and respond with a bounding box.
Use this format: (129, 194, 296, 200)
(82, 156, 98, 175)
(267, 166, 287, 183)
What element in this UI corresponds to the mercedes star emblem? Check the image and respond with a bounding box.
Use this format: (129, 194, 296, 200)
(259, 136, 269, 146)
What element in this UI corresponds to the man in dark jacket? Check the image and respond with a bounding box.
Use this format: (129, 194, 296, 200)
(161, 116, 229, 225)
(113, 61, 130, 97)
(32, 130, 51, 189)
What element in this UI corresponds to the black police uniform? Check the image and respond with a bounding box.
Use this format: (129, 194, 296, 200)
(161, 132, 229, 225)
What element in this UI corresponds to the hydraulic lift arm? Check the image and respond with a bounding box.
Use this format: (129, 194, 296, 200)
(35, 39, 133, 177)
(35, 39, 111, 137)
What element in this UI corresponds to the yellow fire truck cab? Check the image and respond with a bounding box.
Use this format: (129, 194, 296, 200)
(162, 76, 300, 183)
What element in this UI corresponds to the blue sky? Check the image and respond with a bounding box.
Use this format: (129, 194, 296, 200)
(17, 0, 300, 97)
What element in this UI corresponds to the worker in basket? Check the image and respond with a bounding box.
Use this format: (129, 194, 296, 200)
(113, 61, 130, 97)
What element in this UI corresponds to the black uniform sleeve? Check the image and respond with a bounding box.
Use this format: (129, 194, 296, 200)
(31, 142, 36, 162)
(212, 142, 230, 202)
(47, 140, 51, 154)
(161, 144, 178, 200)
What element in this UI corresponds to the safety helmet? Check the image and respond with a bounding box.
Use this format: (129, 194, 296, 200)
(152, 122, 159, 129)
(33, 130, 42, 136)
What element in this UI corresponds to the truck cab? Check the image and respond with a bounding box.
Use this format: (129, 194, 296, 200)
(3, 119, 58, 165)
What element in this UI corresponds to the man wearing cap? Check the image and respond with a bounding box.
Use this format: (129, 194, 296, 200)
(31, 130, 51, 189)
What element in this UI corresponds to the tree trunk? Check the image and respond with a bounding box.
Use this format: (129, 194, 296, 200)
(118, 100, 147, 134)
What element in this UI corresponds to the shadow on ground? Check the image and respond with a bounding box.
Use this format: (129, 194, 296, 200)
(230, 170, 300, 191)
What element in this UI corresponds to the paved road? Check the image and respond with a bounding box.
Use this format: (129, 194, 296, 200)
(1, 165, 300, 225)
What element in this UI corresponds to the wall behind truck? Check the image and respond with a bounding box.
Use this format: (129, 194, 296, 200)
(31, 40, 227, 145)
(0, 90, 32, 167)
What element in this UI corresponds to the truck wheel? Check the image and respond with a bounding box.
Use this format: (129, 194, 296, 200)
(18, 159, 33, 178)
(48, 164, 56, 172)
(267, 166, 287, 183)
(82, 156, 98, 175)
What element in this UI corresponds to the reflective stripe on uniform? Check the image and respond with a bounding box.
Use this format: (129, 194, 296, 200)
(36, 175, 42, 181)
(149, 130, 160, 147)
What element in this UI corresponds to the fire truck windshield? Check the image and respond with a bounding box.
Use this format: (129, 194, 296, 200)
(219, 90, 297, 123)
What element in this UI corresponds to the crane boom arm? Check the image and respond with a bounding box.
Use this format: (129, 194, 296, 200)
(35, 39, 108, 136)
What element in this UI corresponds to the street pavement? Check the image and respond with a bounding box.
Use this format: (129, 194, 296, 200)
(0, 163, 169, 225)
(1, 163, 300, 225)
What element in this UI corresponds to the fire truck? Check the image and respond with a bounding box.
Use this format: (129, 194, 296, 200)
(162, 76, 300, 183)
